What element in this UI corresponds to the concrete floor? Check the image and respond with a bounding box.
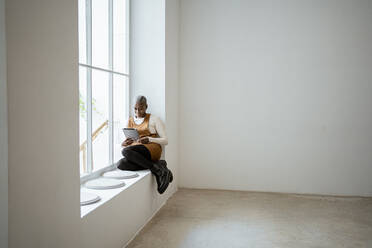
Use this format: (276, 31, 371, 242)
(127, 188, 372, 248)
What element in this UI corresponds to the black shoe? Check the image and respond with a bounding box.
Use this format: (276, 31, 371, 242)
(153, 168, 164, 191)
(151, 163, 169, 194)
(157, 160, 173, 183)
(158, 169, 171, 194)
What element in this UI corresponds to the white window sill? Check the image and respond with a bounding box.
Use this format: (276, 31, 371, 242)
(80, 170, 151, 218)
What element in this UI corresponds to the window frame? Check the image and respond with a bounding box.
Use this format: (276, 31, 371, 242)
(79, 0, 130, 180)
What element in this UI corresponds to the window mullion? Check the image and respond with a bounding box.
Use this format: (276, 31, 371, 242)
(108, 0, 114, 166)
(86, 0, 93, 174)
(126, 0, 130, 118)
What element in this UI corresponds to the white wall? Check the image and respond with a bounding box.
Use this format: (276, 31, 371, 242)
(7, 0, 179, 247)
(131, 0, 179, 193)
(0, 0, 8, 246)
(131, 0, 165, 119)
(165, 0, 180, 191)
(7, 0, 81, 246)
(179, 0, 372, 196)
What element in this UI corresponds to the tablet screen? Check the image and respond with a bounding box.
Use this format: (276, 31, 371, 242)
(122, 128, 139, 140)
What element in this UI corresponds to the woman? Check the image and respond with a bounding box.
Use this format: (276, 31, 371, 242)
(117, 95, 173, 194)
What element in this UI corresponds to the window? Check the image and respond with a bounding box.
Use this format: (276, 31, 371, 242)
(79, 0, 130, 176)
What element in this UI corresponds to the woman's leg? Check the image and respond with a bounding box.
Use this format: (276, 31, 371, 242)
(121, 145, 154, 169)
(121, 145, 170, 194)
(117, 157, 143, 171)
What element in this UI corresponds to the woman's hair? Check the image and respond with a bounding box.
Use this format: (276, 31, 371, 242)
(136, 95, 147, 106)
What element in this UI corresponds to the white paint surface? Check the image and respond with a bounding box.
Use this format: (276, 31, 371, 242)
(7, 0, 179, 247)
(7, 0, 81, 246)
(179, 0, 372, 196)
(131, 0, 179, 191)
(0, 0, 8, 246)
(131, 0, 165, 119)
(165, 0, 180, 191)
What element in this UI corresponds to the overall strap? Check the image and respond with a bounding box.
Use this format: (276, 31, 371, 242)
(143, 113, 151, 128)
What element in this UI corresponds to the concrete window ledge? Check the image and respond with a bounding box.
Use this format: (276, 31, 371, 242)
(81, 170, 152, 218)
(79, 168, 176, 248)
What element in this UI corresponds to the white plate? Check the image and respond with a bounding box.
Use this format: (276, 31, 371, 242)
(103, 169, 139, 179)
(80, 191, 101, 206)
(85, 178, 126, 190)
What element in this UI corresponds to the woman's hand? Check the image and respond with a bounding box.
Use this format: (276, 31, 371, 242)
(138, 137, 149, 144)
(121, 138, 134, 147)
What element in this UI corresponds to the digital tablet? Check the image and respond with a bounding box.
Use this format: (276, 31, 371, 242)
(122, 128, 139, 140)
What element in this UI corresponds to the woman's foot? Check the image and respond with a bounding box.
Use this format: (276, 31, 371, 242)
(157, 160, 173, 183)
(158, 169, 171, 194)
(151, 163, 170, 194)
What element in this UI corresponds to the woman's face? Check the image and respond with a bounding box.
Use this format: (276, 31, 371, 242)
(134, 103, 147, 118)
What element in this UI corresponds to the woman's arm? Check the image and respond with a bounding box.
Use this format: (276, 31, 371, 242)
(148, 116, 168, 145)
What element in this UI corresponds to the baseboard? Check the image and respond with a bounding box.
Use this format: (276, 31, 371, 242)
(178, 186, 372, 199)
